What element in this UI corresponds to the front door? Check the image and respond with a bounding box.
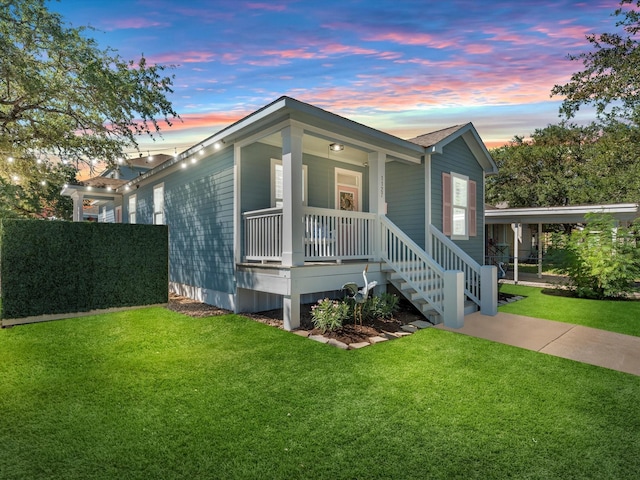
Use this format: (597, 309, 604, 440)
(335, 168, 362, 212)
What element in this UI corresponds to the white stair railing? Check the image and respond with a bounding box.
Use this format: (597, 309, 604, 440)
(429, 225, 481, 305)
(380, 215, 446, 316)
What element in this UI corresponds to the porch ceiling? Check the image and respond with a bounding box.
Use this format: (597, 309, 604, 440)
(259, 131, 369, 166)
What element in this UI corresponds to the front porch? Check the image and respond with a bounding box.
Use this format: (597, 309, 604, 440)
(238, 206, 497, 330)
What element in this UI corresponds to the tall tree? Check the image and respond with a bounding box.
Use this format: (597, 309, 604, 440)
(486, 123, 598, 208)
(0, 0, 178, 218)
(552, 0, 640, 125)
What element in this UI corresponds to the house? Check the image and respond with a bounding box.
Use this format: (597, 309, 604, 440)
(63, 97, 499, 329)
(62, 154, 171, 222)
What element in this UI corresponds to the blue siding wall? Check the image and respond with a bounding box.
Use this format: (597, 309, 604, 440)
(386, 160, 426, 248)
(126, 147, 236, 295)
(431, 136, 485, 264)
(241, 142, 368, 211)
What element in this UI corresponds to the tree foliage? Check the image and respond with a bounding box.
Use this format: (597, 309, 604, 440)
(552, 0, 640, 124)
(0, 0, 178, 165)
(0, 0, 178, 218)
(487, 121, 640, 208)
(547, 214, 640, 299)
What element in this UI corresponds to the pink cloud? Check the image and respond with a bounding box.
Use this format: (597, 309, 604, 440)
(102, 18, 169, 30)
(245, 2, 287, 11)
(365, 32, 457, 49)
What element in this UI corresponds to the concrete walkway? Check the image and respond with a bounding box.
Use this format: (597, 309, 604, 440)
(436, 311, 640, 377)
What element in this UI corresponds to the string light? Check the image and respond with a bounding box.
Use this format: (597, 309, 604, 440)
(181, 162, 187, 169)
(7, 156, 14, 163)
(40, 180, 47, 186)
(12, 175, 19, 182)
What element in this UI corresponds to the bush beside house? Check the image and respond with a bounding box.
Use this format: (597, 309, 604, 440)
(0, 219, 168, 320)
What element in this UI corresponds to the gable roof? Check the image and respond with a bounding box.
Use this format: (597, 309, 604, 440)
(115, 97, 497, 191)
(407, 125, 467, 148)
(408, 122, 497, 174)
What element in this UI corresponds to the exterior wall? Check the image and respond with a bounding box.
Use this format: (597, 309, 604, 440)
(431, 136, 485, 264)
(240, 141, 369, 212)
(124, 147, 236, 306)
(386, 160, 426, 248)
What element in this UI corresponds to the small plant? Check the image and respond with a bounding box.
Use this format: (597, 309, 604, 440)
(311, 298, 350, 333)
(362, 293, 399, 321)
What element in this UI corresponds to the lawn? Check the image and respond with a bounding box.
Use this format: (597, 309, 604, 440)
(1, 308, 638, 479)
(499, 283, 640, 337)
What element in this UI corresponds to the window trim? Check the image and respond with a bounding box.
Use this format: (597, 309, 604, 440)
(128, 194, 137, 224)
(270, 158, 308, 208)
(450, 172, 469, 241)
(153, 183, 165, 225)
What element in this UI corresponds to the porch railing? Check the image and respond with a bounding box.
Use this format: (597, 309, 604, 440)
(380, 215, 446, 316)
(429, 225, 481, 304)
(243, 207, 283, 262)
(243, 206, 376, 262)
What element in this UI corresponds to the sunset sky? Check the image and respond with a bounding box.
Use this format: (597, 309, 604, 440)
(51, 0, 624, 156)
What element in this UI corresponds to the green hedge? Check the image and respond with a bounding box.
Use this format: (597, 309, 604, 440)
(0, 219, 168, 319)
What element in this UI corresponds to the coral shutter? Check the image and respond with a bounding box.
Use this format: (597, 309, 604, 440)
(442, 172, 452, 236)
(469, 180, 477, 237)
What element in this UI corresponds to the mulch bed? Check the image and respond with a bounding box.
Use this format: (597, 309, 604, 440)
(166, 293, 426, 345)
(166, 292, 520, 345)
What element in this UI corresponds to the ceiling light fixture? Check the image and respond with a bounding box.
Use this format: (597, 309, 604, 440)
(329, 143, 344, 152)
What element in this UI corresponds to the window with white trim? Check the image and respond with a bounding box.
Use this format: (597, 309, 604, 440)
(271, 158, 308, 207)
(443, 172, 477, 240)
(153, 183, 164, 225)
(128, 194, 137, 224)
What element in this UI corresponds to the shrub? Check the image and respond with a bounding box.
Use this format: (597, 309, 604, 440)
(311, 298, 350, 333)
(547, 213, 640, 299)
(362, 293, 399, 320)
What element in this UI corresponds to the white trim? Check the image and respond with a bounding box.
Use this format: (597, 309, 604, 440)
(153, 183, 165, 225)
(335, 167, 362, 212)
(485, 203, 639, 224)
(450, 172, 469, 241)
(128, 194, 137, 224)
(271, 158, 308, 208)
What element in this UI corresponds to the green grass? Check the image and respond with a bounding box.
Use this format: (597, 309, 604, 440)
(500, 284, 640, 337)
(1, 308, 639, 479)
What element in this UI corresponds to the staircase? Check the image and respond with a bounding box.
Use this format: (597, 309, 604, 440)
(379, 216, 485, 326)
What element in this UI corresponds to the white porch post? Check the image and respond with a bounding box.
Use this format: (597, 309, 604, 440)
(71, 192, 84, 222)
(281, 125, 305, 267)
(480, 265, 498, 315)
(511, 222, 520, 284)
(368, 151, 386, 260)
(283, 293, 300, 331)
(537, 222, 543, 279)
(443, 270, 464, 328)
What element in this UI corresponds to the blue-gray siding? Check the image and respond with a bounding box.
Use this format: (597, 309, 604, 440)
(124, 147, 236, 295)
(241, 142, 368, 211)
(430, 136, 485, 264)
(386, 160, 426, 248)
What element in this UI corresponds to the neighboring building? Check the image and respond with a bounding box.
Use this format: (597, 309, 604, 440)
(63, 97, 499, 329)
(63, 154, 171, 221)
(485, 203, 640, 282)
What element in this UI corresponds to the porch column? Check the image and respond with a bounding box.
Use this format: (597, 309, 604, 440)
(368, 151, 386, 260)
(281, 125, 305, 267)
(283, 293, 300, 331)
(537, 222, 543, 279)
(71, 192, 84, 222)
(511, 222, 521, 284)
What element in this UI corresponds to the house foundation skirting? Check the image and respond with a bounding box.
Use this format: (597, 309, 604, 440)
(235, 262, 386, 330)
(169, 282, 236, 312)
